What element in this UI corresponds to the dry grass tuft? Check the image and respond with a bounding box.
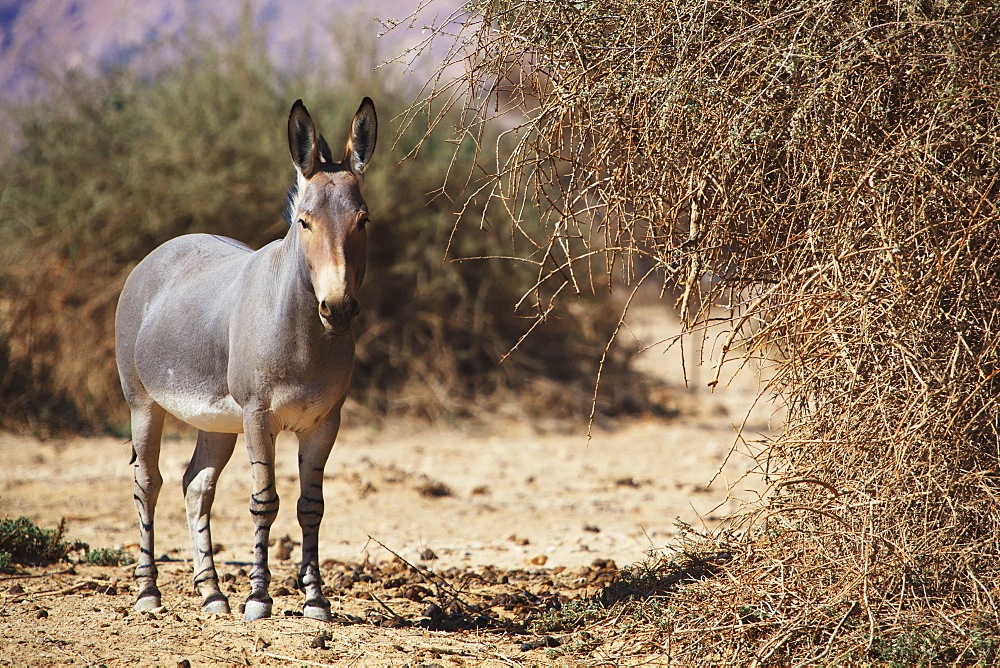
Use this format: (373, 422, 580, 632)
(402, 0, 1000, 661)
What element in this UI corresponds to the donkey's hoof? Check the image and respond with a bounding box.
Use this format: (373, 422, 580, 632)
(303, 598, 332, 622)
(243, 598, 273, 621)
(134, 588, 163, 612)
(202, 592, 231, 615)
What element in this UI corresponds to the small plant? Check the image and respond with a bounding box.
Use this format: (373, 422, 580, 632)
(85, 547, 134, 567)
(966, 626, 1000, 665)
(868, 625, 958, 666)
(599, 550, 729, 607)
(532, 598, 606, 634)
(738, 605, 764, 624)
(0, 516, 88, 567)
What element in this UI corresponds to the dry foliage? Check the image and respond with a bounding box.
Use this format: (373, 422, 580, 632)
(402, 0, 1000, 661)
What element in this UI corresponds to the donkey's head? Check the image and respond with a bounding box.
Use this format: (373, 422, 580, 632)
(287, 98, 377, 336)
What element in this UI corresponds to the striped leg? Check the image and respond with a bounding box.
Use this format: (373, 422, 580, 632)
(183, 430, 237, 614)
(131, 401, 165, 611)
(296, 413, 341, 621)
(243, 409, 279, 621)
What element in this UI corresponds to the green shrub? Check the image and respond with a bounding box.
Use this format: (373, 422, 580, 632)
(0, 17, 644, 435)
(0, 516, 87, 567)
(85, 547, 134, 567)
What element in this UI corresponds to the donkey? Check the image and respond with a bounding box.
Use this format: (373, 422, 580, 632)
(115, 98, 376, 621)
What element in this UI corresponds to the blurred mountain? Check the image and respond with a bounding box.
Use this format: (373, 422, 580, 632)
(0, 0, 456, 102)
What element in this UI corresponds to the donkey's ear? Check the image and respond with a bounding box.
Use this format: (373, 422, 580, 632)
(344, 97, 377, 177)
(288, 99, 320, 177)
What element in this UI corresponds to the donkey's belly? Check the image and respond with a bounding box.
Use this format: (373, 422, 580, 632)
(156, 390, 245, 433)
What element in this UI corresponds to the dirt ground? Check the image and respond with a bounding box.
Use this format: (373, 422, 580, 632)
(0, 309, 781, 665)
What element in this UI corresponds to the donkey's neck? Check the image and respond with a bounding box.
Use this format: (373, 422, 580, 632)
(261, 226, 323, 337)
(273, 173, 322, 328)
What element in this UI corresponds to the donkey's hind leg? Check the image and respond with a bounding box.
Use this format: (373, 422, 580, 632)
(183, 430, 238, 614)
(131, 401, 166, 612)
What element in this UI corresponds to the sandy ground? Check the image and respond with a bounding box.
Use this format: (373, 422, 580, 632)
(0, 307, 783, 665)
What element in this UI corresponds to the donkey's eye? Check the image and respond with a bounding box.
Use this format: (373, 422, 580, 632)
(299, 218, 310, 230)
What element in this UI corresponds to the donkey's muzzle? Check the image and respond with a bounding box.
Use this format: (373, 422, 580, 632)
(319, 297, 360, 335)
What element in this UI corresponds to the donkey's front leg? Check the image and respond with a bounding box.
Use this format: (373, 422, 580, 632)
(296, 414, 341, 621)
(243, 408, 279, 621)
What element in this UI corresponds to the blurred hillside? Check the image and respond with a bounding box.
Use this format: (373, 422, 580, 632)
(0, 0, 451, 102)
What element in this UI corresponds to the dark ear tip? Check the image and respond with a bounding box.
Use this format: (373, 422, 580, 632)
(357, 97, 376, 117)
(289, 99, 308, 121)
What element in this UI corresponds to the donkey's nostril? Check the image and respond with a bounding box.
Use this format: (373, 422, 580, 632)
(318, 298, 358, 334)
(318, 299, 356, 319)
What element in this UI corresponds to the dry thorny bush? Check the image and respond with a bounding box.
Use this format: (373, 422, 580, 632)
(393, 0, 1000, 661)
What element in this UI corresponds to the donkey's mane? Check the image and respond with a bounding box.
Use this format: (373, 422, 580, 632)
(284, 171, 306, 227)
